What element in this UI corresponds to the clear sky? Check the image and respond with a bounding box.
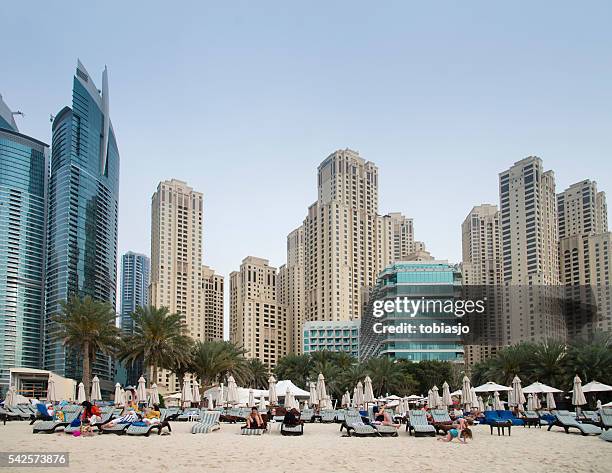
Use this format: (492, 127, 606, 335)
(4, 1, 612, 308)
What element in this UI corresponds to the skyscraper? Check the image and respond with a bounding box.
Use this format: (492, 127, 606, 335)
(120, 252, 150, 335)
(201, 265, 224, 341)
(44, 61, 120, 392)
(558, 180, 612, 338)
(0, 95, 49, 395)
(278, 226, 305, 353)
(498, 157, 564, 345)
(230, 256, 289, 368)
(304, 149, 381, 323)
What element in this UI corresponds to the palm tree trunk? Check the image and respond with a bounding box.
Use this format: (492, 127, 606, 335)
(83, 343, 91, 401)
(152, 365, 158, 384)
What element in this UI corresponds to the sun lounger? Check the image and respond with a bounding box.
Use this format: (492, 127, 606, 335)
(341, 411, 379, 437)
(601, 430, 612, 442)
(335, 410, 346, 422)
(600, 408, 612, 430)
(176, 408, 201, 422)
(522, 411, 544, 428)
(7, 405, 31, 420)
(320, 410, 336, 423)
(191, 411, 221, 434)
(431, 409, 454, 434)
(372, 423, 399, 437)
(301, 408, 315, 422)
(548, 414, 603, 436)
(407, 410, 436, 437)
(33, 406, 82, 434)
(64, 410, 115, 434)
(1, 406, 23, 424)
(126, 410, 172, 436)
(281, 421, 304, 436)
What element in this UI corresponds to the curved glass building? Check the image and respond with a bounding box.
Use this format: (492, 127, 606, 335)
(44, 61, 120, 391)
(360, 261, 464, 362)
(0, 95, 49, 395)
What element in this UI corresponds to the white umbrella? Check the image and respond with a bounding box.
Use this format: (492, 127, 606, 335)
(5, 386, 17, 407)
(546, 391, 556, 409)
(268, 376, 278, 406)
(150, 384, 160, 406)
(77, 382, 86, 403)
(427, 389, 435, 407)
(597, 400, 603, 410)
(309, 382, 317, 407)
(136, 376, 147, 403)
(192, 380, 201, 405)
(523, 382, 563, 394)
(120, 388, 126, 406)
(343, 390, 351, 408)
(181, 378, 193, 408)
(285, 387, 296, 410)
(461, 376, 473, 409)
(527, 393, 537, 411)
(259, 396, 267, 410)
(512, 376, 526, 409)
(226, 376, 239, 406)
(474, 382, 512, 393)
(477, 396, 485, 412)
(219, 383, 225, 405)
(493, 391, 504, 410)
(582, 381, 612, 393)
(432, 385, 443, 409)
(572, 375, 587, 408)
(248, 388, 255, 407)
(442, 382, 453, 407)
(316, 373, 327, 405)
(113, 383, 122, 406)
(46, 377, 57, 403)
(354, 382, 364, 407)
(363, 376, 375, 405)
(90, 376, 102, 402)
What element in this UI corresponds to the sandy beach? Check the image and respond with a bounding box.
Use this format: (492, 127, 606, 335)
(2, 421, 609, 473)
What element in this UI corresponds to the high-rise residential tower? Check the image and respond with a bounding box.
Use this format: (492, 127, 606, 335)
(120, 252, 150, 335)
(304, 149, 381, 323)
(0, 95, 49, 395)
(230, 256, 289, 368)
(278, 226, 305, 353)
(498, 157, 564, 345)
(202, 265, 224, 341)
(44, 61, 120, 393)
(558, 180, 612, 338)
(149, 179, 205, 390)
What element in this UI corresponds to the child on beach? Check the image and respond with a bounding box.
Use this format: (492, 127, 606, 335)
(438, 417, 472, 444)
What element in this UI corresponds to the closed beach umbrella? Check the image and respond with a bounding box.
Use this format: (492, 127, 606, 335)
(442, 382, 452, 407)
(226, 376, 239, 406)
(46, 377, 57, 403)
(219, 383, 225, 406)
(5, 386, 17, 407)
(572, 375, 587, 409)
(462, 376, 473, 409)
(120, 388, 126, 405)
(77, 382, 86, 403)
(90, 376, 102, 402)
(493, 391, 504, 410)
(546, 391, 556, 409)
(477, 396, 485, 412)
(248, 388, 255, 408)
(364, 376, 375, 405)
(512, 376, 526, 410)
(309, 382, 317, 407)
(316, 373, 327, 405)
(527, 394, 536, 411)
(192, 380, 201, 405)
(136, 376, 147, 403)
(427, 389, 434, 407)
(344, 390, 351, 408)
(150, 384, 160, 406)
(181, 378, 193, 408)
(285, 387, 296, 410)
(113, 383, 122, 405)
(268, 376, 278, 406)
(354, 381, 365, 407)
(259, 396, 266, 410)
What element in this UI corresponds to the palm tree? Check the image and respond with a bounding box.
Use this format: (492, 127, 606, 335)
(365, 358, 407, 397)
(52, 295, 121, 399)
(191, 341, 247, 390)
(274, 354, 312, 388)
(484, 342, 534, 385)
(566, 333, 612, 387)
(244, 358, 269, 389)
(337, 363, 368, 394)
(119, 306, 191, 382)
(530, 339, 567, 387)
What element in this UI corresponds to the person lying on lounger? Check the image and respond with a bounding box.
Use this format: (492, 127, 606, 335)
(244, 407, 265, 429)
(103, 408, 140, 428)
(374, 405, 400, 429)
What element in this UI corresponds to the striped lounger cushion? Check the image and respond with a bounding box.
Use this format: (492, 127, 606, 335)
(103, 423, 130, 433)
(413, 425, 435, 433)
(352, 424, 377, 436)
(241, 428, 265, 435)
(375, 425, 398, 435)
(192, 423, 220, 434)
(126, 425, 152, 435)
(33, 421, 60, 432)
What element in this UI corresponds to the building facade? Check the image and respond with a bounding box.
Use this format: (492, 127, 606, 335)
(0, 95, 49, 395)
(230, 256, 289, 368)
(360, 261, 464, 362)
(44, 61, 120, 392)
(120, 252, 150, 334)
(558, 180, 612, 338)
(202, 265, 224, 341)
(303, 320, 359, 358)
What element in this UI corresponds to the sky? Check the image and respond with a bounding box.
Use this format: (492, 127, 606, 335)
(3, 1, 612, 327)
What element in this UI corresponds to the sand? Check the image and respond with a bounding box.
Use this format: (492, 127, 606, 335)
(1, 420, 610, 473)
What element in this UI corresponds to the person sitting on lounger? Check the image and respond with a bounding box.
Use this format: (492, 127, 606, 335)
(143, 405, 161, 425)
(283, 408, 302, 426)
(374, 405, 400, 429)
(245, 407, 265, 429)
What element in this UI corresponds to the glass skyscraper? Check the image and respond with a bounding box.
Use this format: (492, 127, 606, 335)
(360, 261, 464, 362)
(0, 95, 49, 395)
(120, 251, 150, 335)
(44, 61, 120, 391)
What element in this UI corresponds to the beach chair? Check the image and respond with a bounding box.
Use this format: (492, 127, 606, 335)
(320, 410, 336, 423)
(522, 411, 542, 428)
(548, 413, 603, 436)
(32, 406, 82, 434)
(64, 409, 115, 434)
(191, 411, 221, 434)
(335, 410, 346, 423)
(301, 408, 315, 423)
(601, 430, 612, 442)
(241, 416, 268, 435)
(407, 410, 436, 437)
(431, 409, 453, 434)
(6, 405, 31, 420)
(0, 406, 22, 424)
(341, 411, 379, 437)
(176, 408, 201, 422)
(580, 411, 600, 424)
(599, 408, 612, 430)
(281, 421, 304, 436)
(126, 410, 172, 436)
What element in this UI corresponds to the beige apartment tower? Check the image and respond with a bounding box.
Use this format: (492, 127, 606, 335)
(230, 257, 289, 368)
(558, 180, 612, 338)
(278, 226, 305, 353)
(202, 265, 224, 341)
(499, 157, 565, 345)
